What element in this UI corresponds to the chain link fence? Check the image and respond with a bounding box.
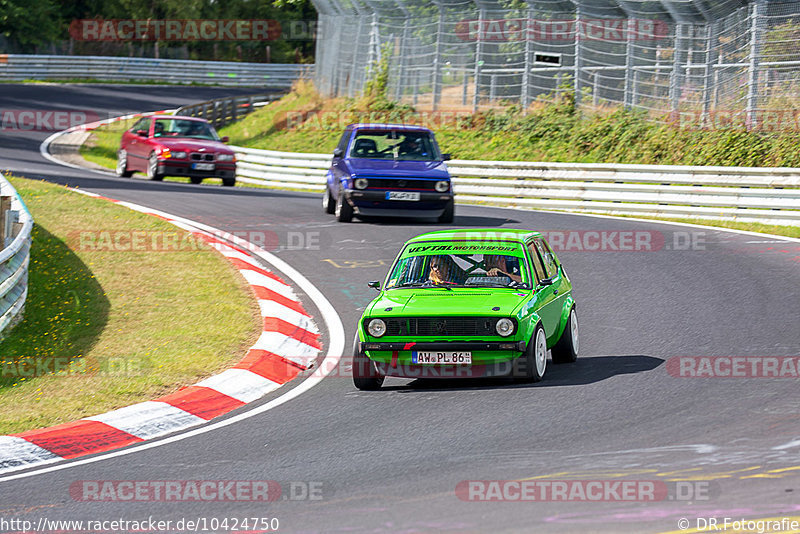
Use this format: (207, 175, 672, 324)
(310, 0, 800, 128)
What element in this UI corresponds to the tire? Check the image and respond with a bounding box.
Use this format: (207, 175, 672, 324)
(335, 190, 353, 222)
(438, 199, 455, 224)
(322, 186, 335, 214)
(515, 323, 547, 382)
(222, 178, 236, 187)
(352, 334, 384, 390)
(551, 307, 579, 364)
(116, 150, 133, 177)
(190, 176, 203, 185)
(147, 152, 164, 181)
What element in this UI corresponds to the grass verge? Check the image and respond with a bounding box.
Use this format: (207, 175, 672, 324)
(0, 175, 260, 434)
(75, 81, 799, 239)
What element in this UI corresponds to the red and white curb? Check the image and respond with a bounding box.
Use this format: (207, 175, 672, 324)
(0, 192, 322, 474)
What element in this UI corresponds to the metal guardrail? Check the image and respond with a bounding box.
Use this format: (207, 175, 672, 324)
(0, 176, 33, 336)
(232, 146, 800, 225)
(0, 55, 313, 87)
(176, 93, 286, 130)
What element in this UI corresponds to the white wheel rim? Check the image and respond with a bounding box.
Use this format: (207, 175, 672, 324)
(570, 310, 579, 356)
(323, 190, 328, 208)
(535, 328, 547, 376)
(117, 151, 125, 174)
(148, 155, 157, 177)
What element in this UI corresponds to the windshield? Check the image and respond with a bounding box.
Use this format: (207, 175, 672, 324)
(385, 252, 529, 289)
(349, 130, 440, 161)
(153, 119, 219, 140)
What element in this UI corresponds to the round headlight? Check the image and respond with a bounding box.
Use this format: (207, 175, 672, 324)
(367, 318, 386, 337)
(496, 318, 514, 337)
(435, 180, 450, 192)
(354, 178, 369, 190)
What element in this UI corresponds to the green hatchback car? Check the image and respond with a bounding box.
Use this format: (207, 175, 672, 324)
(353, 229, 579, 390)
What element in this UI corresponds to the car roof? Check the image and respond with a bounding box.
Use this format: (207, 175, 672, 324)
(405, 228, 541, 245)
(149, 115, 209, 122)
(348, 123, 433, 133)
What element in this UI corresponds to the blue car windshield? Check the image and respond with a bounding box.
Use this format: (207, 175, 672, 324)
(349, 131, 439, 161)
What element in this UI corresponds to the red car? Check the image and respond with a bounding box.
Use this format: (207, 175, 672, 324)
(116, 115, 236, 186)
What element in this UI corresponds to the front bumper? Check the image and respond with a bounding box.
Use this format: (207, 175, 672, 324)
(344, 189, 452, 217)
(361, 340, 527, 379)
(158, 161, 236, 179)
(362, 341, 526, 352)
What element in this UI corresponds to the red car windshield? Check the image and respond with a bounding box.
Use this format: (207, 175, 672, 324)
(153, 119, 218, 141)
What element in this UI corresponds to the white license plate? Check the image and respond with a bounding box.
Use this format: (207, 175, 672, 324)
(386, 191, 420, 201)
(412, 351, 472, 364)
(192, 162, 215, 171)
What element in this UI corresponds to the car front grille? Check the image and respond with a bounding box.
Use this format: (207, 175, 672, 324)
(380, 317, 500, 336)
(190, 153, 215, 161)
(366, 178, 438, 191)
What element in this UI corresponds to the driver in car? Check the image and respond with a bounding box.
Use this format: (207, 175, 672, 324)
(484, 254, 522, 284)
(398, 136, 426, 157)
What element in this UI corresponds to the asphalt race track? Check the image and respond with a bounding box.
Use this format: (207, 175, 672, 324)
(0, 84, 798, 534)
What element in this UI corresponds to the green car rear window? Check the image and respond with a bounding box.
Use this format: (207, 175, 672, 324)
(386, 242, 529, 289)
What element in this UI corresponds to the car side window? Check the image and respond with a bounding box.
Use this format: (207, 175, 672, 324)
(336, 130, 350, 155)
(534, 238, 558, 279)
(526, 243, 546, 284)
(130, 118, 147, 133)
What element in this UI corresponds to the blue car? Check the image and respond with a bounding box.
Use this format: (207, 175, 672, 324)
(322, 124, 455, 223)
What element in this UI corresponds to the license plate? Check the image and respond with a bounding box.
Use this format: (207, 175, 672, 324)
(386, 191, 420, 201)
(412, 351, 472, 364)
(192, 162, 215, 171)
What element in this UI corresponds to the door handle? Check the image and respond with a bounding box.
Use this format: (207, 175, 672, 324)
(553, 289, 559, 295)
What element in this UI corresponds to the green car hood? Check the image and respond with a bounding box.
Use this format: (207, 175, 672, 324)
(366, 289, 528, 318)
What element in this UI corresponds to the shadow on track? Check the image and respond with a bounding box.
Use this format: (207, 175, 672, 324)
(356, 214, 520, 227)
(379, 355, 664, 392)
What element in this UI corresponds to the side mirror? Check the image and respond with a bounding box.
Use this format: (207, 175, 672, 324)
(333, 148, 343, 158)
(368, 281, 381, 291)
(221, 136, 229, 143)
(442, 153, 452, 161)
(136, 129, 148, 137)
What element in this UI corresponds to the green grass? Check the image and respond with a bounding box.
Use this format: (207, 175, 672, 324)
(77, 81, 800, 240)
(0, 175, 260, 434)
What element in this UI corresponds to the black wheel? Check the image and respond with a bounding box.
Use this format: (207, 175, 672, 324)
(335, 190, 353, 222)
(147, 152, 163, 181)
(352, 334, 384, 390)
(116, 150, 133, 177)
(438, 199, 455, 223)
(551, 307, 579, 364)
(514, 323, 547, 382)
(322, 186, 335, 214)
(190, 176, 203, 185)
(222, 178, 236, 187)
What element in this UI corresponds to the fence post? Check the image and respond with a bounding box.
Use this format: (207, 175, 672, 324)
(574, 2, 583, 106)
(521, 8, 533, 110)
(703, 23, 718, 126)
(746, 0, 766, 130)
(472, 8, 486, 112)
(623, 17, 635, 109)
(670, 23, 687, 115)
(432, 5, 444, 111)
